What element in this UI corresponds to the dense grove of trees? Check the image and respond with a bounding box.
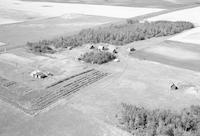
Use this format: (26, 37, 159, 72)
(80, 50, 116, 64)
(26, 21, 194, 53)
(117, 103, 200, 136)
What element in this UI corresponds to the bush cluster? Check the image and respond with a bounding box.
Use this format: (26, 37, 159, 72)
(27, 40, 55, 54)
(80, 50, 116, 64)
(118, 103, 200, 136)
(26, 21, 194, 53)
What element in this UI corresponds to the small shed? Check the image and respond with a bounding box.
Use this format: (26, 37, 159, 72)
(67, 46, 73, 50)
(108, 45, 118, 54)
(171, 83, 178, 90)
(86, 44, 95, 49)
(30, 70, 48, 79)
(113, 58, 120, 62)
(128, 47, 136, 52)
(98, 45, 105, 51)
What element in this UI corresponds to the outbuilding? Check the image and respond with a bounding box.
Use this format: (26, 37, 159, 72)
(87, 44, 95, 49)
(98, 45, 105, 51)
(30, 70, 48, 79)
(108, 45, 118, 54)
(128, 47, 136, 52)
(171, 83, 178, 90)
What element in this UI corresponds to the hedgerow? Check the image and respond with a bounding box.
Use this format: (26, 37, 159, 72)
(117, 103, 200, 136)
(26, 21, 194, 53)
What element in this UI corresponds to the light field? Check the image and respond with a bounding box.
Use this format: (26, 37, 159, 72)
(0, 17, 21, 25)
(21, 0, 200, 9)
(148, 6, 200, 26)
(169, 27, 200, 45)
(0, 0, 164, 25)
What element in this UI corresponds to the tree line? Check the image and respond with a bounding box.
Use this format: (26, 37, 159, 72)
(27, 20, 194, 53)
(117, 103, 200, 136)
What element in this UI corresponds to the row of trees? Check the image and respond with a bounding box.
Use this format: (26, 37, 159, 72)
(80, 50, 116, 64)
(117, 103, 200, 136)
(26, 21, 194, 53)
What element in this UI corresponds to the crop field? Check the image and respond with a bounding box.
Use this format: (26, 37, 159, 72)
(0, 69, 109, 115)
(148, 6, 200, 26)
(169, 27, 200, 45)
(131, 41, 200, 72)
(1, 0, 164, 22)
(21, 0, 200, 9)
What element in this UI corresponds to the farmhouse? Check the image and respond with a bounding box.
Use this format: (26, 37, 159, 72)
(30, 70, 48, 79)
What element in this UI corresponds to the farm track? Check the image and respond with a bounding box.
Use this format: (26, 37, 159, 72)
(30, 69, 108, 113)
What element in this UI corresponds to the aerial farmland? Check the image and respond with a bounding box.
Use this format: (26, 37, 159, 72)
(1, 0, 200, 136)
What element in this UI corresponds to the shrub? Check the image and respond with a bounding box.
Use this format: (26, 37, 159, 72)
(27, 40, 55, 54)
(126, 19, 140, 24)
(26, 21, 194, 53)
(117, 103, 200, 136)
(80, 50, 116, 64)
